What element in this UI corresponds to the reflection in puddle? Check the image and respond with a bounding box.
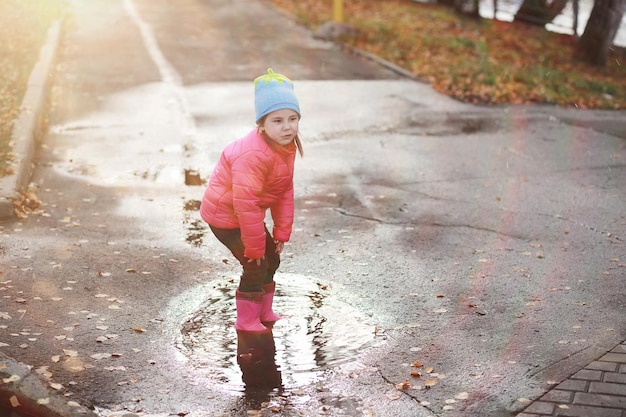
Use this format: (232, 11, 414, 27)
(178, 274, 377, 397)
(182, 199, 205, 247)
(236, 329, 282, 408)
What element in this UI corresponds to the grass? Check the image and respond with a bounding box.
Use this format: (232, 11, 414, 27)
(271, 0, 626, 109)
(0, 0, 62, 177)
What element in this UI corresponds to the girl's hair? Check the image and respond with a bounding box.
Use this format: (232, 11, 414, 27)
(257, 116, 304, 157)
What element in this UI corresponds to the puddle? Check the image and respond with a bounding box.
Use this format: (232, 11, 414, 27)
(184, 169, 204, 186)
(176, 273, 378, 398)
(182, 199, 205, 247)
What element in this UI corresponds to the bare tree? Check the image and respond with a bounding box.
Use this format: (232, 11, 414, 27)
(575, 0, 626, 66)
(573, 0, 580, 37)
(453, 0, 481, 17)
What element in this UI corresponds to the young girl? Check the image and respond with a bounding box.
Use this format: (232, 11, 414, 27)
(200, 69, 303, 332)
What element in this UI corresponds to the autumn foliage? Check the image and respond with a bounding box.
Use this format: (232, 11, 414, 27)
(271, 0, 626, 109)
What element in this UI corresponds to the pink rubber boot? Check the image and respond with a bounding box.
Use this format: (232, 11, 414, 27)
(235, 291, 267, 332)
(260, 282, 282, 324)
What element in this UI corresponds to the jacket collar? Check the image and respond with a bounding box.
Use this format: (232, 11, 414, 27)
(258, 129, 297, 156)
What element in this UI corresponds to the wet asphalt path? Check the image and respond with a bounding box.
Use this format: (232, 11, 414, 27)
(0, 0, 625, 416)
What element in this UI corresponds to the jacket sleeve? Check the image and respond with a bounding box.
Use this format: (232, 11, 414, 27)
(270, 183, 294, 242)
(231, 152, 268, 259)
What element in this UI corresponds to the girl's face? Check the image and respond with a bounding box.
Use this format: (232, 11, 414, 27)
(260, 109, 299, 146)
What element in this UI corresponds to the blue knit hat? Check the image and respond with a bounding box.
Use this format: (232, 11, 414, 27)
(254, 68, 301, 124)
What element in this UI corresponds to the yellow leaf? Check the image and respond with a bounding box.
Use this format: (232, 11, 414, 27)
(424, 379, 438, 388)
(395, 381, 410, 390)
(49, 382, 63, 390)
(3, 375, 20, 383)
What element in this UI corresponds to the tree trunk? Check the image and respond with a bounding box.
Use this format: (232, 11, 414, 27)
(573, 0, 580, 37)
(453, 0, 481, 18)
(575, 0, 626, 66)
(514, 0, 568, 26)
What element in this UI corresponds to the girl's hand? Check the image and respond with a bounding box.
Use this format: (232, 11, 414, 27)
(274, 240, 284, 255)
(247, 257, 264, 266)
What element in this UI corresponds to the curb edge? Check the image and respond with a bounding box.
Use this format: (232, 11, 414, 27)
(0, 19, 62, 219)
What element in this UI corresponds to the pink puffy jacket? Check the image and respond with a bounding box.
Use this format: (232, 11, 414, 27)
(200, 129, 296, 259)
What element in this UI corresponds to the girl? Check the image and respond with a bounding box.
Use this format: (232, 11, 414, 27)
(200, 69, 303, 332)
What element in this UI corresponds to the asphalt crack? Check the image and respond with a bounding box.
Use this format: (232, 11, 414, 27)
(333, 208, 531, 241)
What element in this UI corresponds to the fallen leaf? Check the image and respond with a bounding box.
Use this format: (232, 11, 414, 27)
(9, 395, 20, 407)
(49, 382, 63, 390)
(386, 391, 401, 400)
(3, 375, 20, 383)
(395, 380, 410, 390)
(410, 370, 422, 377)
(37, 398, 50, 405)
(455, 392, 469, 400)
(63, 358, 85, 372)
(424, 379, 438, 388)
(90, 353, 111, 360)
(133, 326, 146, 333)
(411, 361, 424, 367)
(35, 366, 52, 378)
(63, 349, 78, 357)
(104, 366, 126, 371)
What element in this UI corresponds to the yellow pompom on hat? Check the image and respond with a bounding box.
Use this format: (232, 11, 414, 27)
(254, 68, 301, 124)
